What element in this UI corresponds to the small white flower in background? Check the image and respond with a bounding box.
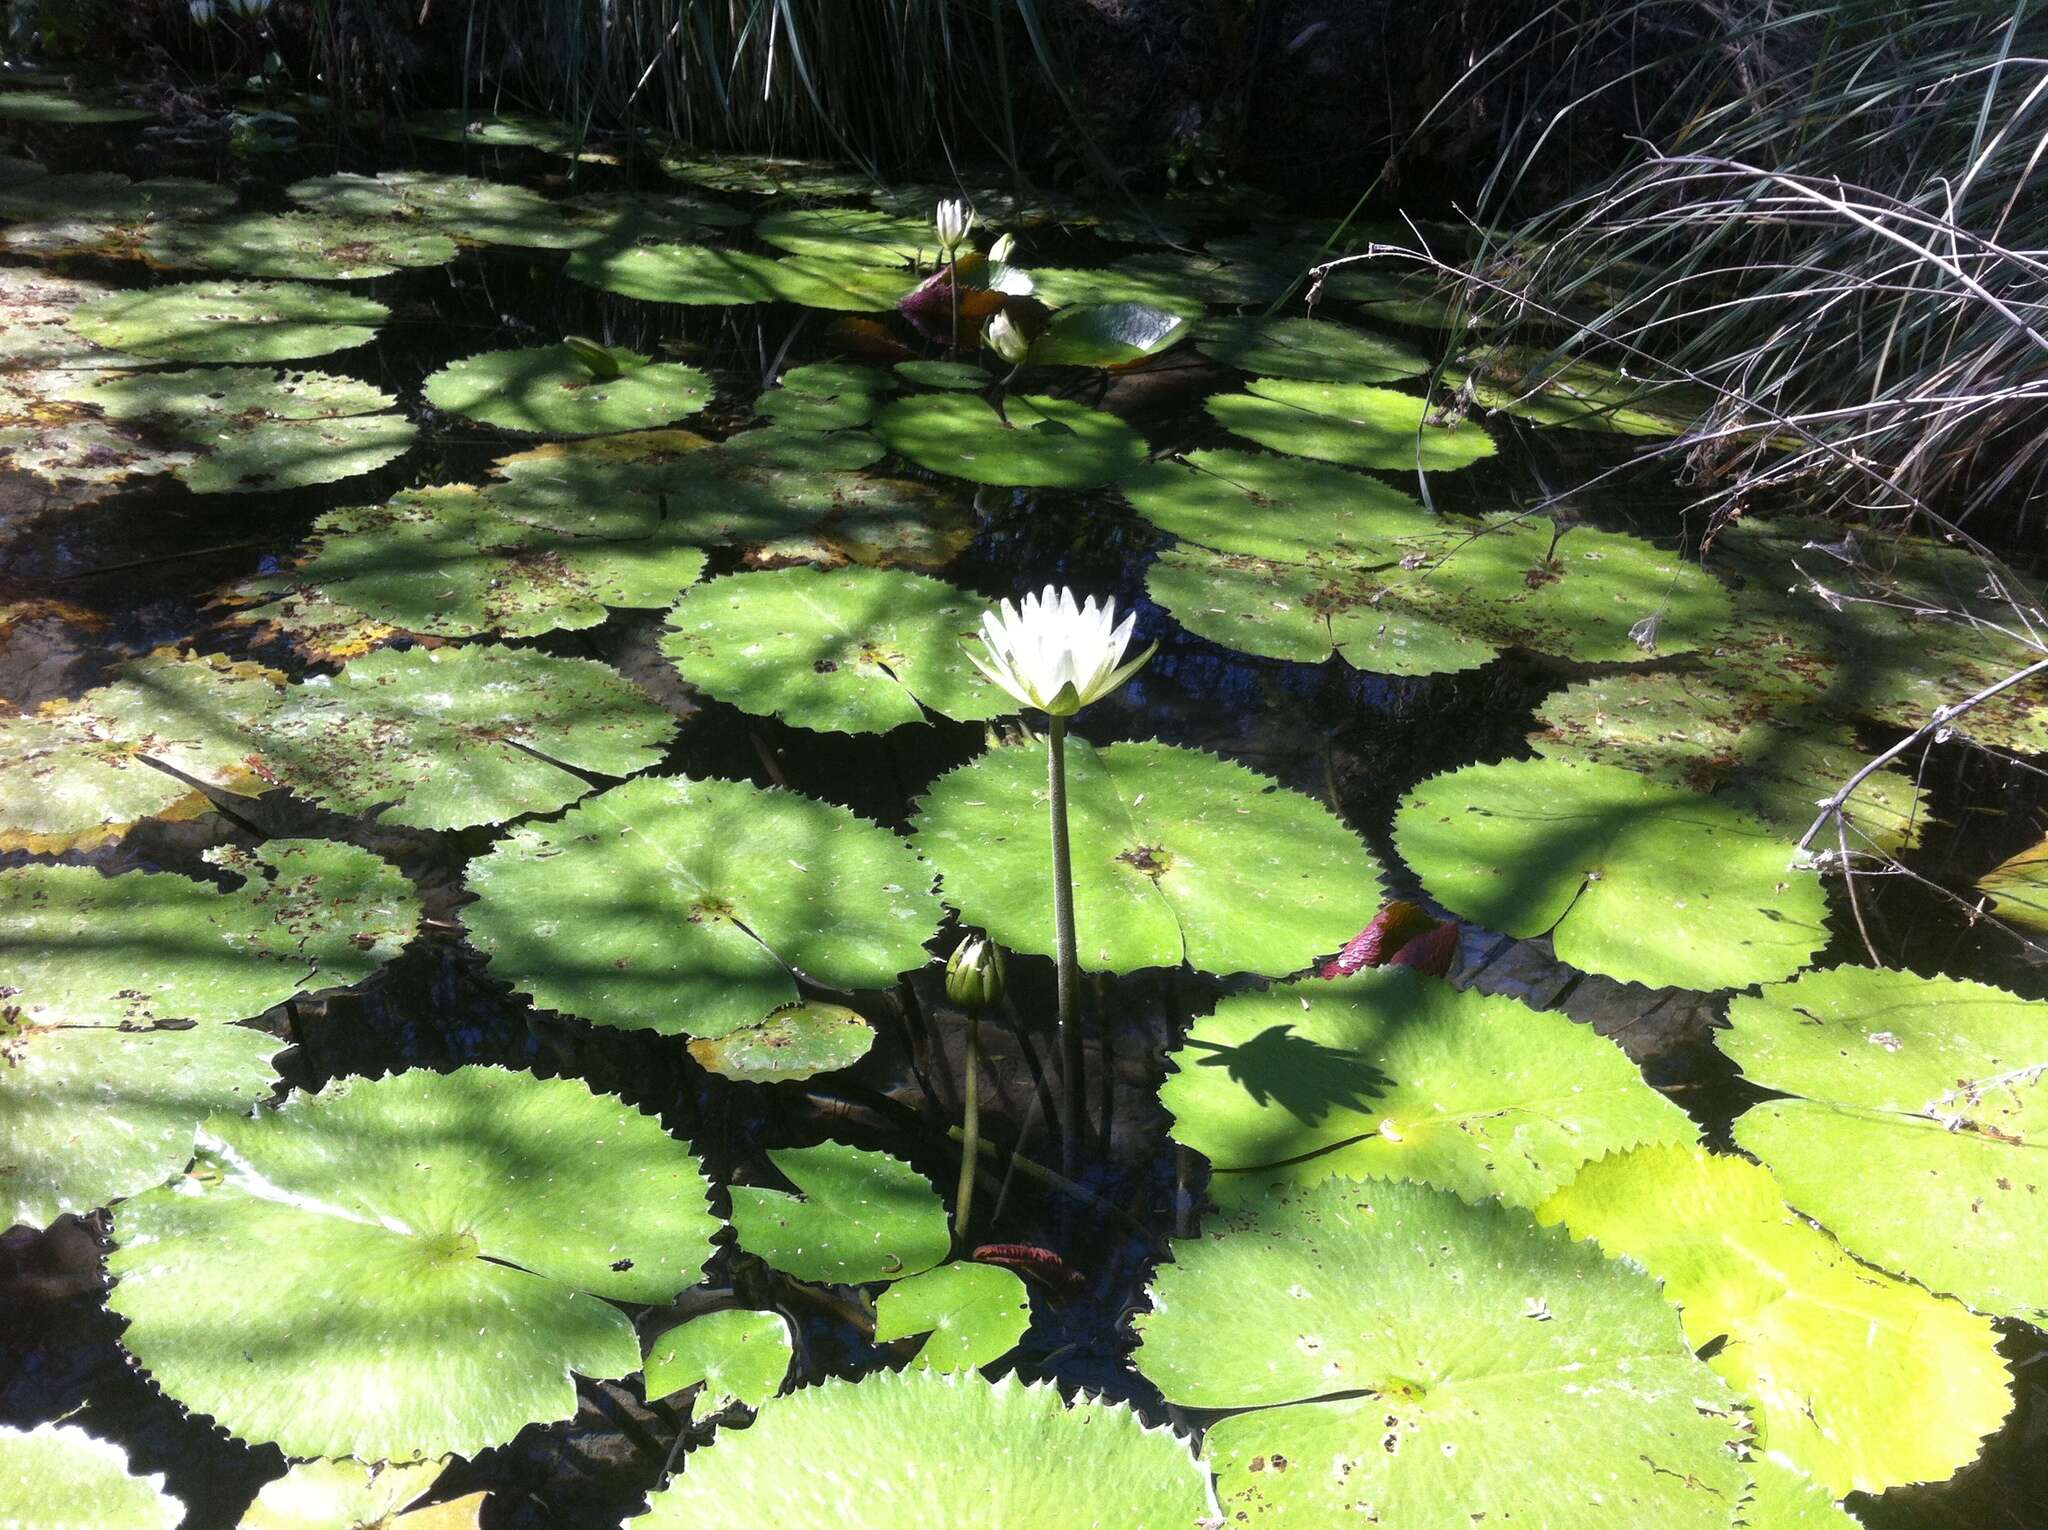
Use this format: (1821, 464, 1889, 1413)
(933, 197, 973, 256)
(969, 586, 1156, 717)
(983, 309, 1030, 364)
(987, 233, 1016, 264)
(189, 0, 216, 22)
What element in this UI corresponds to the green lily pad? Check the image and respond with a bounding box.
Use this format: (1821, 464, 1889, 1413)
(895, 359, 987, 390)
(464, 774, 940, 1037)
(871, 392, 1147, 488)
(144, 212, 457, 279)
(779, 361, 896, 398)
(0, 267, 164, 371)
(1148, 547, 1491, 674)
(1194, 315, 1429, 384)
(286, 171, 586, 249)
(58, 364, 393, 424)
(630, 1370, 1209, 1529)
(1539, 1146, 2011, 1496)
(238, 1459, 451, 1530)
(758, 255, 920, 312)
(1027, 302, 1190, 368)
(0, 91, 153, 124)
(284, 484, 707, 639)
(1393, 757, 1829, 990)
(756, 207, 929, 265)
(565, 242, 775, 305)
(660, 153, 872, 199)
(1120, 447, 1434, 562)
(108, 1066, 721, 1459)
(68, 280, 387, 363)
(1978, 833, 2048, 934)
(644, 1308, 793, 1411)
(1722, 965, 2048, 1325)
(0, 156, 45, 186)
(1532, 671, 1927, 851)
(719, 426, 886, 472)
(0, 838, 419, 1026)
(1741, 1460, 1860, 1530)
(0, 1424, 181, 1530)
(1028, 264, 1208, 321)
(730, 1141, 949, 1285)
(1, 1016, 278, 1230)
(686, 1002, 876, 1082)
(1446, 344, 1709, 437)
(179, 412, 417, 495)
(563, 189, 750, 242)
(661, 567, 1003, 733)
(0, 384, 190, 494)
(873, 1262, 1031, 1373)
(1326, 267, 1480, 329)
(756, 384, 875, 431)
(0, 648, 282, 850)
(0, 174, 237, 258)
(1210, 377, 1496, 471)
(914, 738, 1382, 976)
(423, 343, 711, 436)
(252, 644, 676, 830)
(1133, 1177, 1749, 1530)
(1164, 967, 1697, 1209)
(405, 108, 569, 150)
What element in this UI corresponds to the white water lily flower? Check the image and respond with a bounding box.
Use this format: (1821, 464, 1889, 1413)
(984, 309, 1030, 364)
(189, 0, 216, 21)
(934, 198, 974, 255)
(969, 586, 1156, 717)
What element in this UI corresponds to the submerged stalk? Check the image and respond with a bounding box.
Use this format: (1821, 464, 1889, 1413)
(956, 1011, 981, 1233)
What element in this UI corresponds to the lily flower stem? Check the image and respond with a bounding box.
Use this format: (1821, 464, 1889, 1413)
(1048, 714, 1086, 1179)
(955, 1009, 981, 1237)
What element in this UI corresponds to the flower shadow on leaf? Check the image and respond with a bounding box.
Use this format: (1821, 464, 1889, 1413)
(1179, 1023, 1390, 1129)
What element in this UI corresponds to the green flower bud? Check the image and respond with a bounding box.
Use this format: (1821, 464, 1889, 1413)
(945, 934, 1006, 1010)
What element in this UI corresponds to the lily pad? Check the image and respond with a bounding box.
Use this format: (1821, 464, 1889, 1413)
(895, 359, 987, 390)
(1539, 1146, 2011, 1496)
(563, 189, 750, 242)
(0, 647, 282, 850)
(0, 267, 158, 370)
(59, 364, 394, 424)
(238, 1460, 461, 1530)
(1027, 302, 1190, 368)
(287, 171, 586, 249)
(108, 1066, 721, 1459)
(423, 343, 711, 436)
(779, 361, 896, 398)
(756, 207, 929, 265)
(1163, 967, 1697, 1209)
(0, 174, 237, 259)
(1741, 1460, 1860, 1530)
(1120, 447, 1434, 563)
(68, 280, 387, 363)
(756, 384, 875, 432)
(1393, 756, 1829, 991)
(565, 243, 775, 306)
(180, 412, 417, 495)
(253, 644, 676, 830)
(871, 393, 1148, 489)
(0, 91, 152, 124)
(660, 153, 872, 199)
(406, 108, 570, 150)
(1148, 546, 1491, 675)
(661, 567, 1003, 733)
(1446, 344, 1709, 437)
(1978, 833, 2048, 934)
(0, 1424, 181, 1530)
(284, 484, 708, 639)
(644, 1308, 794, 1411)
(1194, 315, 1429, 384)
(873, 1262, 1031, 1373)
(1210, 377, 1496, 472)
(630, 1370, 1209, 1529)
(1133, 1177, 1750, 1529)
(913, 737, 1382, 976)
(1723, 965, 2048, 1325)
(144, 212, 457, 279)
(729, 1141, 950, 1285)
(1532, 671, 1927, 851)
(1326, 267, 1480, 329)
(464, 774, 941, 1037)
(1028, 264, 1209, 321)
(1, 1015, 278, 1230)
(686, 1002, 876, 1082)
(0, 838, 419, 1026)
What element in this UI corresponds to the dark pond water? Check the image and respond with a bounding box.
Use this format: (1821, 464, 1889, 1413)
(2, 114, 2045, 1530)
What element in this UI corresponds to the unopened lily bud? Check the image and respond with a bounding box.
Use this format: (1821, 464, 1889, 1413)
(190, 0, 217, 22)
(934, 198, 973, 255)
(988, 233, 1016, 264)
(946, 934, 1006, 1010)
(984, 309, 1031, 365)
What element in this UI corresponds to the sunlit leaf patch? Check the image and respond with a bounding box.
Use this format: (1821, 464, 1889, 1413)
(1540, 1146, 2011, 1496)
(464, 775, 942, 1037)
(644, 1308, 794, 1412)
(143, 211, 458, 279)
(871, 392, 1148, 488)
(1194, 314, 1429, 384)
(0, 1423, 181, 1530)
(68, 280, 387, 364)
(1209, 377, 1496, 471)
(1134, 1177, 1750, 1529)
(423, 342, 712, 436)
(108, 1067, 721, 1460)
(873, 1262, 1031, 1373)
(729, 1141, 950, 1284)
(914, 737, 1382, 976)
